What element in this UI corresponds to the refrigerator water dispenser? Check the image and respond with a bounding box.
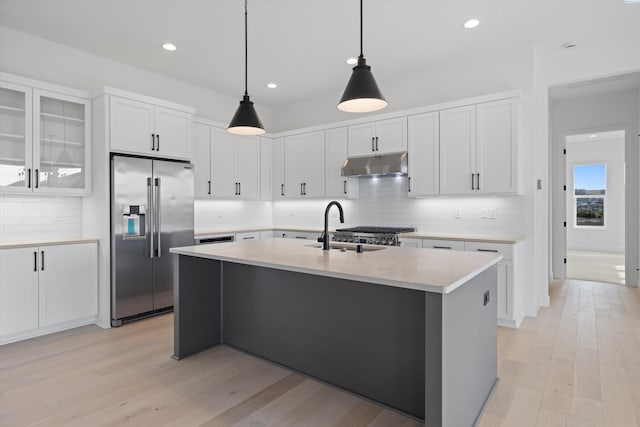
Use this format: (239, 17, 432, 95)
(122, 205, 146, 238)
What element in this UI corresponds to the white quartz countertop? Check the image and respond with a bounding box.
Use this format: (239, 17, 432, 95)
(195, 226, 324, 238)
(170, 238, 501, 294)
(0, 238, 99, 250)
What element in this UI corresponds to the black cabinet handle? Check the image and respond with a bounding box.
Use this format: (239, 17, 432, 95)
(303, 183, 307, 195)
(281, 184, 285, 196)
(207, 180, 211, 195)
(375, 136, 379, 151)
(27, 168, 31, 188)
(477, 248, 499, 253)
(33, 251, 37, 271)
(35, 169, 39, 188)
(408, 176, 411, 192)
(371, 137, 375, 152)
(471, 173, 475, 190)
(300, 183, 303, 195)
(343, 180, 347, 194)
(41, 250, 44, 271)
(156, 134, 160, 151)
(433, 246, 452, 250)
(238, 182, 241, 195)
(477, 173, 480, 190)
(151, 134, 155, 151)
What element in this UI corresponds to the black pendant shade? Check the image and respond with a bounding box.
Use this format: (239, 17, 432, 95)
(338, 55, 387, 113)
(228, 0, 265, 136)
(337, 0, 387, 113)
(228, 94, 265, 136)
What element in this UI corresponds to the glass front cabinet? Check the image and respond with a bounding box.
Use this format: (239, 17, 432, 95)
(0, 80, 90, 195)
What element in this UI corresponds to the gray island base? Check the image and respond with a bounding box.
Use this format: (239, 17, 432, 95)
(170, 239, 499, 426)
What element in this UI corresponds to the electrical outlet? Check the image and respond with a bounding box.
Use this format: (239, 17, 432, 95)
(481, 208, 488, 219)
(489, 208, 497, 219)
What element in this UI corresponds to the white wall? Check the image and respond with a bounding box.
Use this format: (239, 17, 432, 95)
(272, 178, 526, 237)
(550, 90, 639, 281)
(565, 136, 625, 252)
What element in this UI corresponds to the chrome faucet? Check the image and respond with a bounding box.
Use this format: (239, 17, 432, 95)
(323, 201, 344, 250)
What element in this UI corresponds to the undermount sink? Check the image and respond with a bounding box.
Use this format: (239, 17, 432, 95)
(304, 243, 387, 252)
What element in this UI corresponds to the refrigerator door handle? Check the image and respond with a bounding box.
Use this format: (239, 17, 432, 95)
(147, 177, 154, 258)
(155, 177, 161, 258)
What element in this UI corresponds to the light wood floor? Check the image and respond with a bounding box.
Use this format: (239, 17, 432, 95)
(566, 250, 625, 285)
(1, 278, 640, 426)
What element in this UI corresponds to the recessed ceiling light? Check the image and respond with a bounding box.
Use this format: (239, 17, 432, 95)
(463, 19, 480, 29)
(346, 57, 358, 65)
(267, 83, 277, 89)
(590, 134, 597, 138)
(162, 43, 177, 51)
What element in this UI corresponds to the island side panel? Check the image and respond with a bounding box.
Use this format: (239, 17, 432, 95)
(222, 262, 427, 419)
(424, 292, 443, 427)
(441, 265, 498, 427)
(172, 255, 222, 360)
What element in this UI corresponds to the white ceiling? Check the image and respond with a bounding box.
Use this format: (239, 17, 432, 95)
(567, 130, 625, 144)
(1, 0, 640, 108)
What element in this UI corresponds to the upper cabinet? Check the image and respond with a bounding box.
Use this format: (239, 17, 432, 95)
(260, 137, 272, 201)
(347, 117, 407, 157)
(0, 76, 91, 195)
(284, 131, 325, 198)
(271, 137, 285, 200)
(407, 112, 439, 197)
(325, 127, 359, 199)
(192, 122, 261, 200)
(439, 98, 519, 195)
(110, 95, 191, 160)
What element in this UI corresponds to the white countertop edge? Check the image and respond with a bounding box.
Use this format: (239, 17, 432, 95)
(169, 247, 502, 294)
(0, 238, 99, 250)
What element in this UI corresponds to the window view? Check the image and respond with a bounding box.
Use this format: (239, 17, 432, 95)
(574, 163, 606, 226)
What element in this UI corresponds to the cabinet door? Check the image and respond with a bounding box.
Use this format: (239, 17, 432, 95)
(284, 135, 303, 198)
(408, 112, 439, 196)
(375, 117, 407, 154)
(439, 105, 476, 195)
(33, 90, 91, 194)
(210, 127, 236, 198)
(39, 243, 98, 327)
(155, 107, 191, 159)
(0, 81, 32, 193)
(325, 127, 358, 199)
(192, 123, 211, 199)
(347, 122, 376, 157)
(271, 137, 286, 199)
(110, 96, 155, 155)
(234, 135, 260, 200)
(301, 131, 325, 198)
(260, 137, 272, 200)
(0, 248, 39, 336)
(476, 99, 518, 194)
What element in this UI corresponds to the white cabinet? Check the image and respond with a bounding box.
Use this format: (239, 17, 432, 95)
(422, 238, 465, 251)
(195, 124, 260, 200)
(0, 247, 39, 335)
(407, 112, 439, 197)
(284, 131, 325, 198)
(260, 137, 272, 200)
(271, 137, 286, 199)
(38, 243, 98, 327)
(348, 117, 407, 157)
(0, 78, 91, 195)
(110, 96, 191, 160)
(275, 230, 320, 240)
(325, 127, 359, 199)
(439, 99, 519, 195)
(464, 240, 521, 327)
(398, 238, 422, 248)
(0, 242, 98, 343)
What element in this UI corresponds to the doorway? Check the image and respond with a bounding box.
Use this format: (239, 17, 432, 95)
(564, 130, 626, 285)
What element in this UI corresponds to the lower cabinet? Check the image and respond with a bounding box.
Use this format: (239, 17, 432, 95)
(235, 231, 260, 241)
(274, 230, 320, 240)
(0, 242, 98, 343)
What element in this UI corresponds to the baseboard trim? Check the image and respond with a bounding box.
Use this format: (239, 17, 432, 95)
(0, 316, 98, 345)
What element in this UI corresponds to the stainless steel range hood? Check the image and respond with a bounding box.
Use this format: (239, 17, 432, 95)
(341, 152, 408, 177)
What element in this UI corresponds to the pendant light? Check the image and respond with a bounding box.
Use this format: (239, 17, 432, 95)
(228, 0, 265, 136)
(337, 0, 388, 113)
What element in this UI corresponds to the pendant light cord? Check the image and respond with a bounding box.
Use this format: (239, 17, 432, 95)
(244, 0, 248, 96)
(359, 0, 363, 58)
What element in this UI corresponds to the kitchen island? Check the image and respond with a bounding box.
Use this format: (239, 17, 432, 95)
(169, 239, 501, 426)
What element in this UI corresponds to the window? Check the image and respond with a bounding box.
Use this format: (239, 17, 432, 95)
(574, 163, 606, 227)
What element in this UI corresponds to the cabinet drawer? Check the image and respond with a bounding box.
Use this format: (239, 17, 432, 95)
(421, 239, 465, 251)
(236, 231, 260, 241)
(464, 241, 513, 260)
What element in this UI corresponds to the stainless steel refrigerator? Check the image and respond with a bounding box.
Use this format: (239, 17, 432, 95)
(110, 155, 194, 326)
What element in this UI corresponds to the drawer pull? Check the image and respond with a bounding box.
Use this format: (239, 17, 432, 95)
(294, 236, 307, 239)
(477, 249, 499, 253)
(433, 246, 452, 250)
